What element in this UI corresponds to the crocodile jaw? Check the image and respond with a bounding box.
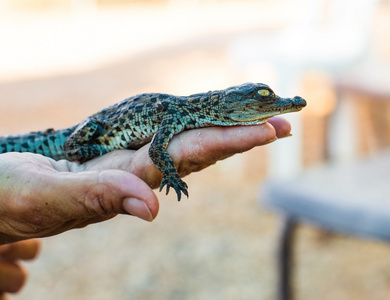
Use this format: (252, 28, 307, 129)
(229, 96, 306, 123)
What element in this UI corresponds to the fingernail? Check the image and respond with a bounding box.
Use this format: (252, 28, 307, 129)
(123, 198, 153, 222)
(279, 133, 293, 139)
(265, 137, 278, 144)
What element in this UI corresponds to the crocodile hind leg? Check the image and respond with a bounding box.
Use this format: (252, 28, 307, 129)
(149, 119, 188, 201)
(64, 118, 108, 163)
(65, 144, 107, 163)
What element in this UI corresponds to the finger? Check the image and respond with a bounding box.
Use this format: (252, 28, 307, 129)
(0, 261, 26, 293)
(168, 123, 278, 176)
(0, 293, 10, 300)
(0, 239, 40, 260)
(50, 170, 159, 222)
(267, 116, 292, 138)
(138, 122, 278, 186)
(189, 122, 277, 154)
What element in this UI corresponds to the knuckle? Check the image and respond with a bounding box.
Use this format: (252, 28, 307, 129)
(83, 177, 115, 216)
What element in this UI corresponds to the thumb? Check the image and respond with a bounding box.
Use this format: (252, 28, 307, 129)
(44, 170, 159, 224)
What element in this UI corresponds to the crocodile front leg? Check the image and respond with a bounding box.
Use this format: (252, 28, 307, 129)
(149, 118, 189, 201)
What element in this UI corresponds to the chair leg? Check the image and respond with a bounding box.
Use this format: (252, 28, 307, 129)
(278, 217, 297, 300)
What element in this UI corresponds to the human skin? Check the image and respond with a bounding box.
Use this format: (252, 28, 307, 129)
(0, 117, 291, 297)
(0, 239, 40, 300)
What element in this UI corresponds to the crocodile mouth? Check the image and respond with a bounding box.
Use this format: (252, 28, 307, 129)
(258, 103, 305, 118)
(229, 97, 306, 123)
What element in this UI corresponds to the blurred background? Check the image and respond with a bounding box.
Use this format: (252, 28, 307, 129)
(1, 0, 390, 299)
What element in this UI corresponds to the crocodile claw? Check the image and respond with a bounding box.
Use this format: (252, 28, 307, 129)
(159, 175, 189, 201)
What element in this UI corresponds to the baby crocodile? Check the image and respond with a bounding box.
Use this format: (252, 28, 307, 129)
(0, 83, 306, 200)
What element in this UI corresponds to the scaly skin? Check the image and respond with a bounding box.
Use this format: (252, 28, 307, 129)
(0, 83, 306, 200)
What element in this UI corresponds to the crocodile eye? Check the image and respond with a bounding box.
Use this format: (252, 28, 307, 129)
(257, 89, 270, 96)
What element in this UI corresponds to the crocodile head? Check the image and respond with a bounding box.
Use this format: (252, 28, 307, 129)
(221, 83, 306, 124)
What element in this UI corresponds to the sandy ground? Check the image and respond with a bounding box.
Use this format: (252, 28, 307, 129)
(1, 2, 390, 300)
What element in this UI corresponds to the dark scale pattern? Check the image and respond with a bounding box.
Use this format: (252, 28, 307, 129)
(0, 83, 306, 200)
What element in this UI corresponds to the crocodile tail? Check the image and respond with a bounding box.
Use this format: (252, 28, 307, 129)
(0, 127, 75, 161)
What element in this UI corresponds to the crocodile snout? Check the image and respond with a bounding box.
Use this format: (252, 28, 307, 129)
(293, 96, 307, 108)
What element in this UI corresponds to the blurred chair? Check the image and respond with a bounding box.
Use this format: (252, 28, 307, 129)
(331, 60, 390, 159)
(260, 53, 390, 300)
(261, 150, 390, 300)
(228, 0, 379, 176)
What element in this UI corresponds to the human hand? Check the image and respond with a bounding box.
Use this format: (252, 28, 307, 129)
(0, 117, 290, 244)
(0, 239, 40, 300)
